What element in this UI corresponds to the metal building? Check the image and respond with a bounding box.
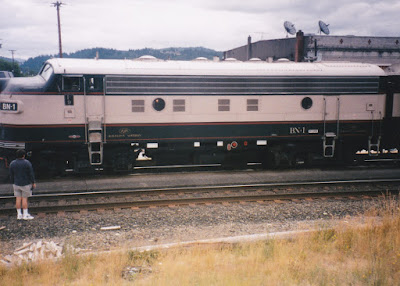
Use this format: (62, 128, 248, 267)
(224, 31, 400, 68)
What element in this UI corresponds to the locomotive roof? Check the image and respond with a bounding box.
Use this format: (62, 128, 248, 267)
(46, 58, 386, 77)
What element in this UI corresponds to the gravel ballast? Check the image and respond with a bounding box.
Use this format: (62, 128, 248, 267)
(0, 196, 385, 258)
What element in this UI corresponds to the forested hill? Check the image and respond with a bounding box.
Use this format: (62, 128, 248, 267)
(21, 47, 222, 75)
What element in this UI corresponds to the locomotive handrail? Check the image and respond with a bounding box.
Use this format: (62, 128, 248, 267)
(323, 97, 327, 135)
(84, 77, 88, 144)
(103, 76, 106, 143)
(336, 96, 340, 138)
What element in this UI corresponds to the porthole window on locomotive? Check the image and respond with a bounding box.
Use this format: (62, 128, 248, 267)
(301, 97, 313, 110)
(152, 98, 166, 111)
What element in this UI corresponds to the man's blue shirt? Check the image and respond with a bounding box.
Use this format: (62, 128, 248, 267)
(9, 158, 35, 186)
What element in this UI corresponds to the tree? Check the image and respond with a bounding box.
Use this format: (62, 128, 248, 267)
(0, 58, 22, 77)
(20, 47, 223, 74)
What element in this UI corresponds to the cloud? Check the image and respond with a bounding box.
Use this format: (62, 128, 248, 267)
(1, 0, 400, 59)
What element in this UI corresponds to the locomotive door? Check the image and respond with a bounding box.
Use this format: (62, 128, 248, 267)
(322, 96, 341, 157)
(84, 76, 105, 123)
(84, 76, 106, 165)
(62, 75, 83, 119)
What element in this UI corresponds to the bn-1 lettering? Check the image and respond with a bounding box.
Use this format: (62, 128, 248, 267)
(1, 102, 18, 111)
(289, 127, 306, 134)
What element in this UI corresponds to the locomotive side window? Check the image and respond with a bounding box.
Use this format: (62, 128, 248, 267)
(88, 77, 103, 92)
(247, 99, 258, 111)
(301, 97, 313, 110)
(132, 100, 145, 112)
(153, 98, 166, 111)
(218, 99, 230, 111)
(63, 77, 81, 92)
(173, 99, 185, 112)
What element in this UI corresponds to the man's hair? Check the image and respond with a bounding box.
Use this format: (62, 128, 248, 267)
(16, 149, 26, 159)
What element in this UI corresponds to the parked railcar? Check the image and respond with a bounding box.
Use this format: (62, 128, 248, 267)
(0, 57, 399, 173)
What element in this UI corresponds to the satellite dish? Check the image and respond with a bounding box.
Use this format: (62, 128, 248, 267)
(319, 20, 330, 35)
(284, 21, 296, 37)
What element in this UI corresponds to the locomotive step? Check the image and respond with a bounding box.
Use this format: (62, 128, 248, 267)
(88, 132, 102, 143)
(88, 120, 102, 131)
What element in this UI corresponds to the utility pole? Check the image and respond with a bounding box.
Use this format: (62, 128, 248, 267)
(52, 2, 64, 58)
(9, 49, 16, 73)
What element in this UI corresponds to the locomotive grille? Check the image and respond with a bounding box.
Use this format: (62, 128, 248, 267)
(105, 75, 380, 95)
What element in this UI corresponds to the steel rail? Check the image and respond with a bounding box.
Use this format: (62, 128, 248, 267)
(0, 189, 397, 216)
(0, 181, 398, 216)
(1, 178, 400, 199)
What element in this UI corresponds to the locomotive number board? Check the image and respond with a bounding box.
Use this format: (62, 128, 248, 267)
(0, 102, 18, 111)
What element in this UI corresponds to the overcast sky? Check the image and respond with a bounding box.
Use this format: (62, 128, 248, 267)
(1, 0, 400, 60)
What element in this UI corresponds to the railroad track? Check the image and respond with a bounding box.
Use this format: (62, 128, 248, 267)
(0, 179, 399, 217)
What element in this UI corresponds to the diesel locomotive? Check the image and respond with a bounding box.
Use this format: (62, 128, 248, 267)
(1, 56, 399, 173)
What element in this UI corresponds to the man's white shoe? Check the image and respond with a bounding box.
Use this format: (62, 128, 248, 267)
(17, 214, 23, 220)
(23, 214, 34, 220)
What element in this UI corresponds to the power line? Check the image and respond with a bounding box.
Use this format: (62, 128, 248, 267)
(52, 1, 64, 58)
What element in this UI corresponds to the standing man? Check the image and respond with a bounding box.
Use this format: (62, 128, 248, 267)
(9, 150, 36, 220)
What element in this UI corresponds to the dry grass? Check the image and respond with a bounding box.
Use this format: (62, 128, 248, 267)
(1, 197, 399, 285)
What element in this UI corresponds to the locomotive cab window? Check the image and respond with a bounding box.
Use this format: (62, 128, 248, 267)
(39, 64, 54, 81)
(62, 76, 81, 92)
